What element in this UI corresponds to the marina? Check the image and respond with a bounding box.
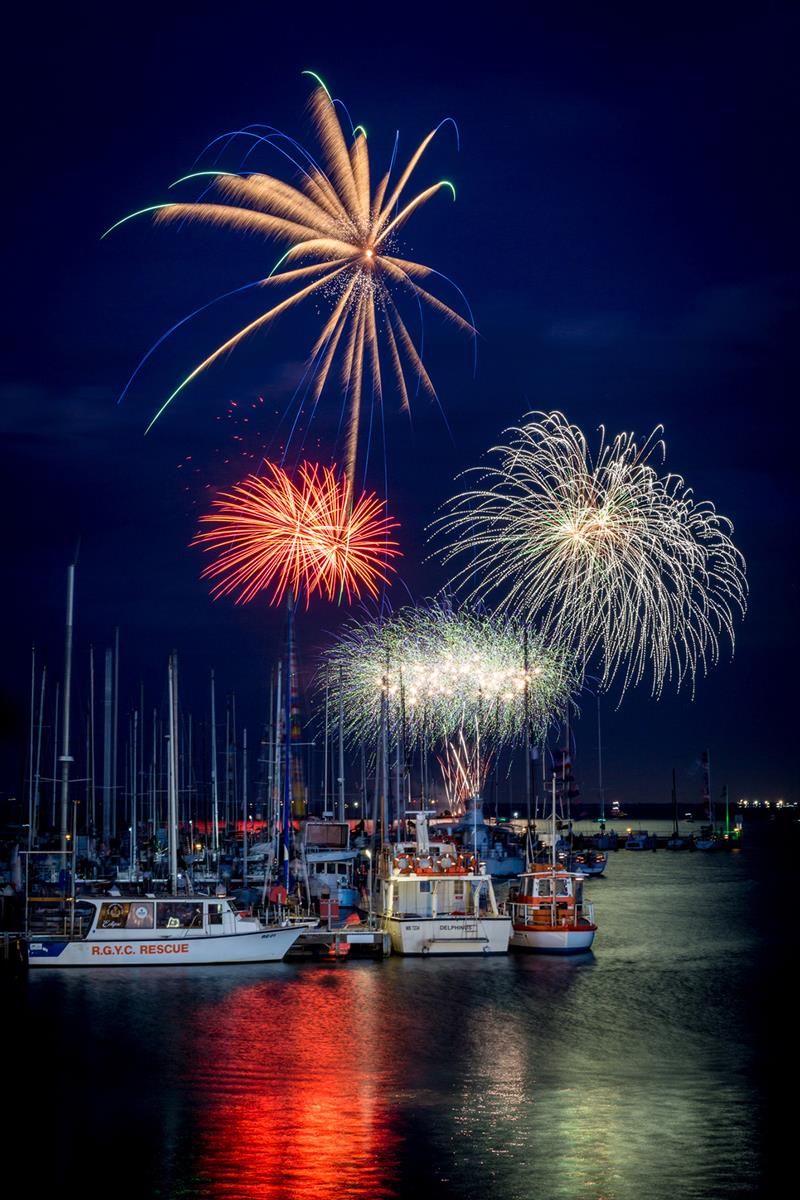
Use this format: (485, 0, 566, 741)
(3, 9, 795, 1199)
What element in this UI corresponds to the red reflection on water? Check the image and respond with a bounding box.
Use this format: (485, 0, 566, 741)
(187, 970, 400, 1198)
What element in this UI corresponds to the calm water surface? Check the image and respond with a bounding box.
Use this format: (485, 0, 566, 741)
(7, 825, 793, 1199)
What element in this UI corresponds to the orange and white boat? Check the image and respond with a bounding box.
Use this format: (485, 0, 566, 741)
(508, 775, 597, 953)
(508, 863, 596, 953)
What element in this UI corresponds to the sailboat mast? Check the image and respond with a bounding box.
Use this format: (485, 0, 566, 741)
(282, 592, 293, 888)
(338, 668, 345, 822)
(167, 653, 179, 895)
(59, 562, 76, 854)
(210, 669, 219, 859)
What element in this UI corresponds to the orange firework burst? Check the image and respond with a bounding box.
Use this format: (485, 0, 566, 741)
(192, 461, 400, 606)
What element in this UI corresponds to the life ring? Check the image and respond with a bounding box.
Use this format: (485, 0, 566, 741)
(415, 854, 434, 874)
(393, 854, 413, 874)
(439, 852, 457, 871)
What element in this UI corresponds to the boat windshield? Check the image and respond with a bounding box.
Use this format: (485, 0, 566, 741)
(156, 902, 204, 930)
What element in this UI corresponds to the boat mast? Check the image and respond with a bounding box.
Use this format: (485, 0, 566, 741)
(59, 561, 76, 854)
(242, 726, 248, 888)
(338, 668, 345, 822)
(167, 652, 179, 895)
(210, 669, 219, 861)
(33, 665, 46, 848)
(27, 646, 35, 852)
(282, 592, 293, 888)
(597, 691, 605, 822)
(131, 709, 138, 878)
(323, 685, 329, 815)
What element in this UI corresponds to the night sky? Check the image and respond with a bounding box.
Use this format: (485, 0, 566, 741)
(3, 3, 798, 813)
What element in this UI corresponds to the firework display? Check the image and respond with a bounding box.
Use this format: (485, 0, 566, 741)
(320, 601, 574, 746)
(433, 411, 747, 695)
(192, 461, 400, 606)
(437, 731, 494, 814)
(108, 74, 474, 483)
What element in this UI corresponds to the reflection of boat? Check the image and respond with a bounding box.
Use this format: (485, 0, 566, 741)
(381, 814, 511, 955)
(509, 778, 597, 953)
(27, 894, 302, 967)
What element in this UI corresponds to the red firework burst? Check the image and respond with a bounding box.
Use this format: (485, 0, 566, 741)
(192, 461, 401, 605)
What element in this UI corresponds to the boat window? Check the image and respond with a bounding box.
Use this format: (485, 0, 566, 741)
(575, 882, 583, 905)
(555, 878, 569, 897)
(537, 879, 552, 897)
(419, 881, 431, 893)
(208, 903, 224, 926)
(97, 901, 154, 930)
(454, 881, 464, 897)
(156, 902, 203, 929)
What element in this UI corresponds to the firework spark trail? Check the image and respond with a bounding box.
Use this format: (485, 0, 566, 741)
(106, 76, 476, 485)
(319, 600, 575, 748)
(431, 411, 748, 696)
(437, 730, 494, 813)
(192, 461, 400, 607)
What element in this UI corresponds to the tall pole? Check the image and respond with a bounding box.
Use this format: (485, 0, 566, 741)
(88, 648, 96, 837)
(210, 670, 219, 859)
(103, 649, 112, 844)
(323, 685, 330, 815)
(33, 666, 46, 847)
(597, 691, 605, 822)
(242, 727, 248, 888)
(282, 592, 293, 888)
(131, 709, 138, 878)
(112, 627, 119, 839)
(167, 653, 179, 895)
(27, 646, 35, 851)
(338, 669, 345, 823)
(59, 563, 76, 854)
(274, 660, 282, 866)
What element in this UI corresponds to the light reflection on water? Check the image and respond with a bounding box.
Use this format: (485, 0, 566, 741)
(11, 839, 790, 1199)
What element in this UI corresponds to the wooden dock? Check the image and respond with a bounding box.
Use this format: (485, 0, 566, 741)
(288, 925, 391, 961)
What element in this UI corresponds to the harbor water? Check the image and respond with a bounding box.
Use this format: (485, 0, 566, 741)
(6, 823, 792, 1199)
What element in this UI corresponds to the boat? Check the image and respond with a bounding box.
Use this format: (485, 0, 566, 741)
(693, 824, 720, 851)
(508, 777, 597, 953)
(433, 796, 525, 877)
(380, 814, 511, 955)
(625, 829, 655, 850)
(26, 893, 303, 967)
(666, 769, 688, 850)
(564, 847, 607, 876)
(299, 818, 360, 908)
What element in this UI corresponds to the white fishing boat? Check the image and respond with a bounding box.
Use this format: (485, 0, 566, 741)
(26, 894, 302, 967)
(380, 813, 511, 956)
(508, 776, 597, 953)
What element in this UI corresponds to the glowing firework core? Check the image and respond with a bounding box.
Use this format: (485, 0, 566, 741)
(193, 461, 400, 607)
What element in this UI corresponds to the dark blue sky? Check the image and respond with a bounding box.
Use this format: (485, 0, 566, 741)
(2, 2, 798, 811)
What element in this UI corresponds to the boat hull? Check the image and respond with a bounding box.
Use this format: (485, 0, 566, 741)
(27, 926, 302, 967)
(510, 924, 596, 953)
(384, 915, 511, 956)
